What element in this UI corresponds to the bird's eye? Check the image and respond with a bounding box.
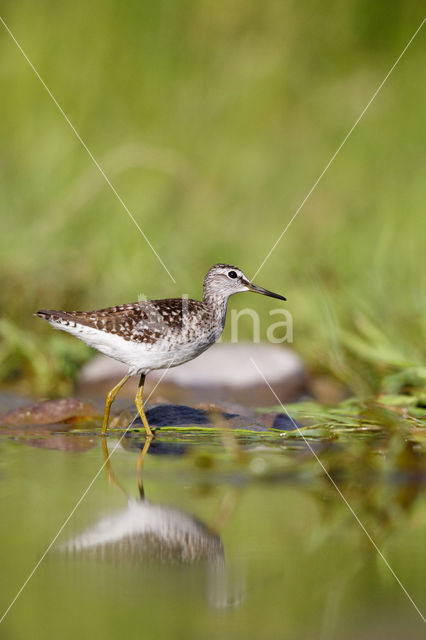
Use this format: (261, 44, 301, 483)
(228, 270, 238, 279)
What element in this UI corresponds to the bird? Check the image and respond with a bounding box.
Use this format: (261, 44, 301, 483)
(36, 263, 286, 438)
(62, 437, 225, 568)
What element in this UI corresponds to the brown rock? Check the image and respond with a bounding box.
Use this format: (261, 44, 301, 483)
(0, 398, 99, 427)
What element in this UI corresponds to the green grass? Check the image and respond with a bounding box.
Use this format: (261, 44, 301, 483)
(0, 1, 425, 395)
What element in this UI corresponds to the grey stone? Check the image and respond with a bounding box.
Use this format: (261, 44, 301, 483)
(77, 343, 307, 406)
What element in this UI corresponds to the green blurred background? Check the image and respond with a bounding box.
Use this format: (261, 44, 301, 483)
(0, 0, 425, 395)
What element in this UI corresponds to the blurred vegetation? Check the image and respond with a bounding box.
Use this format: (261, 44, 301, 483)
(0, 0, 425, 397)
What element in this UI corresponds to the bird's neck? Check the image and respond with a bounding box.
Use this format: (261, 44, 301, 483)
(202, 290, 230, 328)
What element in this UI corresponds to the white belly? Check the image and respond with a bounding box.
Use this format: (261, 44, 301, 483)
(49, 320, 217, 374)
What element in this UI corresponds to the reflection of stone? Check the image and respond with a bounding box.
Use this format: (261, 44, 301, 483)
(62, 499, 223, 564)
(78, 343, 307, 405)
(25, 434, 96, 452)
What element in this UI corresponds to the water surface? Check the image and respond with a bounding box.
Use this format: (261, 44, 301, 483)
(0, 426, 425, 639)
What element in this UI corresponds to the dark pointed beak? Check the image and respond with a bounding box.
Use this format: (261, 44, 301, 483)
(245, 281, 286, 301)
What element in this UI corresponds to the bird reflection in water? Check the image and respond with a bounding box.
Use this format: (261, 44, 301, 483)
(62, 436, 243, 607)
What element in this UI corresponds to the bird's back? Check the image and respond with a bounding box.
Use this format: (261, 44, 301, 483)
(36, 298, 211, 344)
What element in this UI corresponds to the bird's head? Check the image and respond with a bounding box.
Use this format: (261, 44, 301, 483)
(203, 263, 286, 302)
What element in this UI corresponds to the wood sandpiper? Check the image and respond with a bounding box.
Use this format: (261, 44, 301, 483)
(36, 264, 286, 437)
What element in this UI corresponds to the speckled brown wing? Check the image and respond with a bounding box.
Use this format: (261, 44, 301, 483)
(36, 299, 206, 344)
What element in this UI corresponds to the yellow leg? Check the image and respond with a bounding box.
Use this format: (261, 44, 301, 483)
(136, 437, 152, 499)
(101, 436, 128, 498)
(135, 373, 153, 438)
(101, 372, 132, 435)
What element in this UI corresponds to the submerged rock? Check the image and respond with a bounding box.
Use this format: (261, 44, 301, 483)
(258, 412, 300, 432)
(78, 343, 307, 406)
(130, 403, 301, 432)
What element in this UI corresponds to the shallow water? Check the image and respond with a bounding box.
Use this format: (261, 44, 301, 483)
(0, 425, 425, 639)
